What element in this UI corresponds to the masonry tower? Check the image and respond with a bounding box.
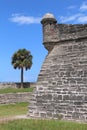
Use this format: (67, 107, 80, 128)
(28, 13, 87, 122)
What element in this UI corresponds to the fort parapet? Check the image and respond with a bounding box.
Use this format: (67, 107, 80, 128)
(28, 13, 87, 122)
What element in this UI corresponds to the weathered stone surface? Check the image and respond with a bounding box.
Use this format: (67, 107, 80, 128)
(0, 82, 35, 89)
(28, 13, 87, 122)
(0, 92, 31, 104)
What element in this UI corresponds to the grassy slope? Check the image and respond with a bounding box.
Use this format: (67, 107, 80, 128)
(0, 87, 34, 94)
(0, 102, 28, 117)
(0, 119, 87, 130)
(0, 88, 87, 130)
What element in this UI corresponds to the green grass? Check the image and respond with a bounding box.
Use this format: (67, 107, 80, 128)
(0, 119, 87, 130)
(0, 87, 34, 94)
(0, 88, 87, 130)
(0, 102, 28, 117)
(0, 102, 87, 130)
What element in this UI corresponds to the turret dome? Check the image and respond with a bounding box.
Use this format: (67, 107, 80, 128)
(42, 13, 55, 19)
(41, 13, 57, 24)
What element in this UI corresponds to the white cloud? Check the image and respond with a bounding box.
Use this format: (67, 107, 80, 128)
(78, 15, 87, 23)
(59, 13, 83, 23)
(80, 2, 87, 11)
(59, 13, 87, 24)
(9, 14, 41, 25)
(59, 2, 87, 24)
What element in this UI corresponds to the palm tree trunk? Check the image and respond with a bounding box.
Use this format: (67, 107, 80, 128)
(21, 68, 23, 88)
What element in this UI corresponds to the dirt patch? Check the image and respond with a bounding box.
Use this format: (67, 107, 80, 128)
(0, 115, 29, 124)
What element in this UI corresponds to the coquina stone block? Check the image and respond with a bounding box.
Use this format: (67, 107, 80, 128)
(28, 13, 87, 122)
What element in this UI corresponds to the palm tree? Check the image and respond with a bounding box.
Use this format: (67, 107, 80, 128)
(11, 48, 33, 88)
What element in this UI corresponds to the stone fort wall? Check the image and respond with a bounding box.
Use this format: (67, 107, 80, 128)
(28, 13, 87, 122)
(0, 82, 35, 104)
(0, 92, 32, 104)
(0, 82, 35, 89)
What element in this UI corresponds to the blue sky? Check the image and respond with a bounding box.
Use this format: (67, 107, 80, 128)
(0, 0, 87, 82)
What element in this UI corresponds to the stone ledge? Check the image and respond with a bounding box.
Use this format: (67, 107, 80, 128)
(0, 92, 32, 104)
